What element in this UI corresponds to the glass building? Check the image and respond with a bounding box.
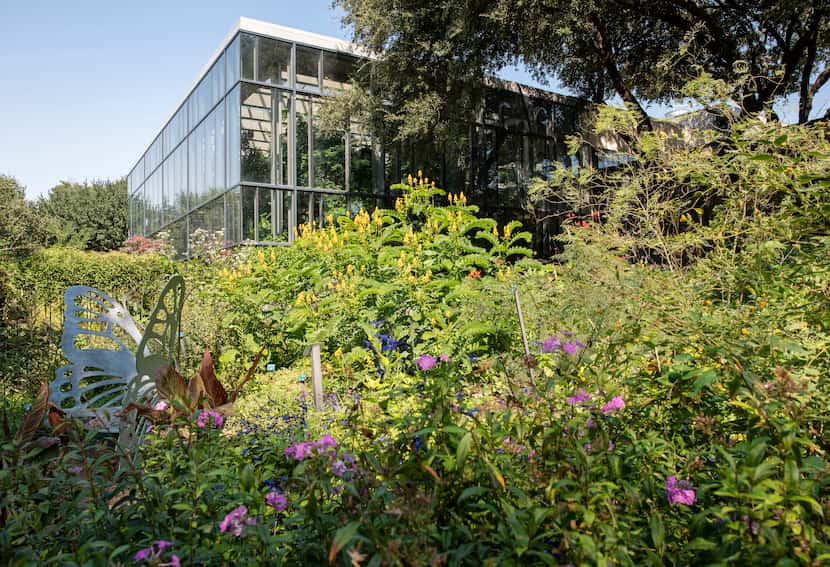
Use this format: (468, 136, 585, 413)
(127, 18, 588, 256)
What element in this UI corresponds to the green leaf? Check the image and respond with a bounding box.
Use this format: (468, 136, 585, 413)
(458, 486, 488, 503)
(649, 514, 665, 552)
(456, 432, 472, 471)
(328, 520, 361, 562)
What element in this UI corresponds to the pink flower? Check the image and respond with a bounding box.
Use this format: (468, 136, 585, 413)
(566, 388, 591, 405)
(219, 505, 255, 536)
(266, 490, 287, 512)
(666, 476, 696, 506)
(439, 353, 451, 362)
(316, 434, 337, 450)
(154, 401, 168, 411)
(164, 556, 180, 567)
(135, 540, 175, 563)
(541, 336, 561, 353)
(285, 441, 314, 461)
(195, 409, 224, 429)
(135, 547, 153, 561)
(417, 354, 437, 371)
(601, 396, 625, 414)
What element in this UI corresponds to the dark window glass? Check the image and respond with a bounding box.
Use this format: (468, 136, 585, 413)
(296, 46, 320, 88)
(296, 97, 311, 186)
(258, 187, 273, 241)
(241, 84, 273, 183)
(349, 129, 373, 192)
(322, 52, 356, 91)
(257, 37, 291, 85)
(241, 34, 256, 81)
(312, 101, 345, 190)
(277, 93, 291, 185)
(225, 188, 241, 246)
(241, 186, 256, 241)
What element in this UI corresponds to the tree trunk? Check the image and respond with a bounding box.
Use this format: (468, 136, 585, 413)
(588, 14, 653, 132)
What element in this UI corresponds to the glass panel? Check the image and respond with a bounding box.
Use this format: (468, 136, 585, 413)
(295, 46, 320, 89)
(211, 52, 226, 109)
(226, 84, 241, 188)
(296, 190, 313, 229)
(145, 170, 163, 235)
(273, 189, 291, 241)
(241, 186, 256, 241)
(241, 33, 255, 81)
(226, 34, 240, 91)
(146, 135, 163, 176)
(241, 84, 273, 183)
(321, 193, 348, 223)
(188, 196, 225, 255)
(322, 52, 355, 92)
(209, 99, 226, 199)
(257, 37, 291, 85)
(277, 93, 291, 185)
(258, 187, 273, 241)
(296, 97, 311, 186)
(164, 142, 188, 220)
(225, 188, 241, 246)
(164, 105, 188, 157)
(166, 219, 188, 259)
(312, 101, 345, 190)
(349, 127, 373, 192)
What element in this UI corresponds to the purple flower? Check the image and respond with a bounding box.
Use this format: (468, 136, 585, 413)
(666, 476, 696, 506)
(285, 441, 313, 461)
(135, 541, 175, 563)
(135, 547, 153, 561)
(219, 505, 256, 536)
(439, 353, 451, 362)
(165, 556, 181, 567)
(417, 354, 437, 371)
(562, 342, 583, 355)
(607, 441, 615, 452)
(601, 396, 625, 414)
(316, 434, 337, 450)
(331, 459, 348, 477)
(566, 388, 591, 405)
(155, 540, 172, 553)
(266, 490, 287, 512)
(541, 336, 562, 353)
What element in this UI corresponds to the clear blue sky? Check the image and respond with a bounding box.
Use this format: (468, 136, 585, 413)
(1, 1, 827, 199)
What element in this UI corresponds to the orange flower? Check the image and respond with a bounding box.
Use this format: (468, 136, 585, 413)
(468, 269, 482, 279)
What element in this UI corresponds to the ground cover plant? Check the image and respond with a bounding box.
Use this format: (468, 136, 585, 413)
(1, 114, 829, 565)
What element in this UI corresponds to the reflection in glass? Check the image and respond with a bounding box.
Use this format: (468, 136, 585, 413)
(312, 101, 345, 190)
(296, 97, 311, 186)
(242, 186, 256, 241)
(295, 46, 320, 88)
(167, 219, 188, 259)
(322, 52, 355, 91)
(226, 34, 240, 91)
(188, 196, 225, 254)
(226, 188, 241, 245)
(226, 85, 241, 188)
(241, 33, 255, 80)
(257, 37, 291, 85)
(277, 93, 290, 185)
(258, 187, 273, 241)
(349, 128, 373, 192)
(241, 84, 272, 183)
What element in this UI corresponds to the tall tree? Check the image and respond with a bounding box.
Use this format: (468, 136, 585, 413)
(0, 175, 47, 255)
(37, 179, 128, 251)
(335, 0, 830, 140)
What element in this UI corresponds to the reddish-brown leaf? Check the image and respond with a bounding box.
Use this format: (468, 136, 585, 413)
(187, 372, 207, 411)
(15, 381, 49, 445)
(122, 403, 168, 424)
(155, 366, 187, 401)
(229, 345, 267, 402)
(47, 404, 67, 436)
(199, 349, 228, 406)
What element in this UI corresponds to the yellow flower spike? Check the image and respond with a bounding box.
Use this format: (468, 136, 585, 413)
(418, 169, 423, 179)
(346, 264, 354, 276)
(432, 181, 436, 188)
(408, 174, 413, 185)
(424, 177, 429, 186)
(326, 214, 334, 226)
(504, 225, 512, 239)
(334, 347, 343, 359)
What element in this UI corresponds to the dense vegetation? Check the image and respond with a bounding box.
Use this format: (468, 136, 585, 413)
(1, 112, 828, 565)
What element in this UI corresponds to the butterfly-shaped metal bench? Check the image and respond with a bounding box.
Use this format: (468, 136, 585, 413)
(48, 275, 185, 439)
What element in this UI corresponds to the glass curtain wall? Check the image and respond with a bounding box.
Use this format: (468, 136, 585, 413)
(127, 25, 586, 257)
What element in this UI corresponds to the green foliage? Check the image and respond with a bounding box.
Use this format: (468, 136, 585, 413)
(36, 178, 128, 251)
(0, 175, 48, 255)
(2, 117, 830, 563)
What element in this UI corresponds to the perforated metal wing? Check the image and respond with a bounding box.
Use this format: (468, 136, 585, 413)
(136, 274, 185, 385)
(50, 286, 145, 421)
